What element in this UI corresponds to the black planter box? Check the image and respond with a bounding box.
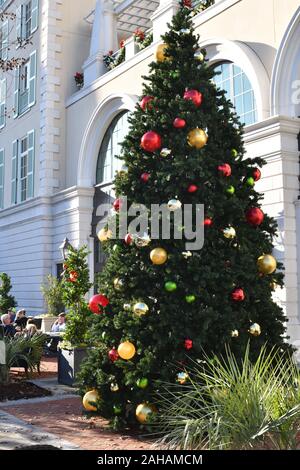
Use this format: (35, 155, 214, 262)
(57, 347, 88, 386)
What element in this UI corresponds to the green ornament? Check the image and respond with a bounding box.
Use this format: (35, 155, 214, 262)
(165, 281, 177, 292)
(101, 331, 106, 339)
(185, 295, 196, 303)
(113, 404, 122, 415)
(231, 149, 238, 158)
(246, 177, 255, 187)
(226, 185, 235, 195)
(136, 378, 149, 389)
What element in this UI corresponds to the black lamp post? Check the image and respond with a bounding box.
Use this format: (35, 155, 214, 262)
(59, 237, 73, 260)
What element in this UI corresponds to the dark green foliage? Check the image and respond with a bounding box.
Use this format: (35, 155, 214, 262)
(0, 273, 17, 314)
(78, 4, 293, 428)
(41, 275, 65, 316)
(60, 246, 93, 347)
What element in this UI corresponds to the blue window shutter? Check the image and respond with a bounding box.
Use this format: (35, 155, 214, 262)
(31, 0, 39, 34)
(27, 129, 35, 198)
(0, 148, 4, 209)
(14, 67, 20, 118)
(11, 140, 18, 204)
(16, 5, 22, 47)
(0, 78, 6, 128)
(28, 50, 36, 107)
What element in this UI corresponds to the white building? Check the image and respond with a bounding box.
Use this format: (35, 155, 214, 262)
(0, 0, 300, 349)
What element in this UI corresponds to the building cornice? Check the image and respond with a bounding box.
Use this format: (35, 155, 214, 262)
(244, 115, 300, 144)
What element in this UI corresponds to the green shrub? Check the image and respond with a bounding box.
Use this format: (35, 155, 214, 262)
(41, 275, 65, 316)
(0, 273, 17, 314)
(155, 345, 300, 450)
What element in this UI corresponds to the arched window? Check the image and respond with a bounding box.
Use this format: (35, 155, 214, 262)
(213, 62, 257, 126)
(96, 111, 130, 186)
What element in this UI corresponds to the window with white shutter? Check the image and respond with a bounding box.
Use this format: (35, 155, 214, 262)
(11, 140, 18, 205)
(13, 67, 20, 118)
(0, 19, 8, 60)
(18, 130, 35, 202)
(28, 50, 36, 107)
(17, 1, 39, 43)
(14, 50, 37, 117)
(0, 78, 6, 128)
(0, 148, 4, 209)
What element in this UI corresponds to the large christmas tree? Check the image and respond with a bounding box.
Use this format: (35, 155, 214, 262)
(78, 1, 292, 427)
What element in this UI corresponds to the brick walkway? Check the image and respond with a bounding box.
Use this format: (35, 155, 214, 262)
(2, 357, 156, 450)
(10, 356, 58, 379)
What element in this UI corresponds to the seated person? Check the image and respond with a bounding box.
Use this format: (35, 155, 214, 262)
(51, 313, 66, 332)
(23, 324, 38, 339)
(14, 309, 28, 330)
(8, 309, 16, 323)
(1, 314, 16, 338)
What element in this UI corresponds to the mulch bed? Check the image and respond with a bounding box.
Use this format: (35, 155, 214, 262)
(0, 380, 52, 402)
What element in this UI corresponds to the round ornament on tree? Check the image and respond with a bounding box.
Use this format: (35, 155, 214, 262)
(133, 302, 149, 317)
(141, 172, 150, 182)
(89, 294, 109, 314)
(187, 128, 208, 149)
(113, 278, 124, 290)
(110, 383, 119, 392)
(141, 131, 162, 153)
(231, 288, 245, 302)
(249, 323, 261, 336)
(218, 163, 232, 177)
(231, 330, 239, 338)
(173, 117, 186, 128)
(69, 271, 78, 282)
(139, 96, 154, 112)
(184, 339, 193, 350)
(246, 177, 255, 187)
(188, 184, 198, 193)
(185, 294, 196, 303)
(135, 234, 151, 247)
(118, 341, 136, 360)
(108, 348, 119, 362)
(167, 199, 182, 211)
(165, 281, 177, 292)
(113, 404, 122, 416)
(82, 390, 100, 412)
(113, 198, 122, 212)
(124, 233, 134, 246)
(194, 50, 204, 61)
(98, 228, 113, 242)
(226, 185, 235, 195)
(223, 227, 236, 239)
(160, 148, 172, 157)
(177, 372, 189, 384)
(203, 218, 213, 227)
(136, 378, 149, 389)
(246, 207, 264, 226)
(253, 168, 261, 181)
(183, 89, 202, 107)
(136, 403, 157, 424)
(257, 254, 277, 275)
(155, 43, 169, 62)
(150, 248, 168, 265)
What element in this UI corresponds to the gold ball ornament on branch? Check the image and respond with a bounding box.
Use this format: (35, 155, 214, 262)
(187, 128, 208, 149)
(150, 247, 168, 265)
(82, 390, 100, 412)
(113, 278, 124, 290)
(249, 323, 261, 337)
(97, 228, 113, 242)
(134, 234, 151, 248)
(136, 403, 157, 424)
(223, 227, 236, 239)
(110, 383, 119, 392)
(257, 254, 277, 275)
(155, 43, 169, 62)
(167, 199, 182, 211)
(177, 372, 189, 384)
(231, 330, 239, 338)
(133, 302, 149, 317)
(194, 50, 204, 61)
(118, 341, 136, 360)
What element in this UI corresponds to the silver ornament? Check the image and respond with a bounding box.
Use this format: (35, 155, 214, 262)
(168, 199, 182, 211)
(134, 234, 151, 247)
(133, 302, 149, 317)
(160, 148, 172, 157)
(194, 51, 204, 61)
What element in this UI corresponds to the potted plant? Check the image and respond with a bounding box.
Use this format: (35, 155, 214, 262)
(74, 71, 84, 89)
(58, 245, 92, 386)
(39, 275, 65, 332)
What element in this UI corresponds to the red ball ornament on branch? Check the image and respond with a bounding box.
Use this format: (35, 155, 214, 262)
(108, 348, 119, 363)
(231, 288, 245, 302)
(141, 131, 162, 152)
(141, 172, 150, 182)
(124, 234, 134, 246)
(188, 184, 198, 193)
(183, 89, 202, 108)
(89, 294, 109, 314)
(218, 163, 232, 177)
(184, 339, 193, 350)
(253, 168, 261, 182)
(173, 117, 186, 129)
(203, 217, 213, 227)
(183, 0, 192, 7)
(246, 207, 264, 226)
(69, 271, 78, 282)
(113, 198, 122, 212)
(139, 96, 154, 112)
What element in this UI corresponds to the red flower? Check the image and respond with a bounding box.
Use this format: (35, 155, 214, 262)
(134, 28, 145, 41)
(108, 50, 114, 56)
(183, 0, 192, 8)
(120, 40, 125, 49)
(184, 339, 193, 350)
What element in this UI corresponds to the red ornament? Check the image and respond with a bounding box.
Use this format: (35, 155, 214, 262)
(141, 131, 162, 152)
(183, 0, 192, 7)
(184, 339, 193, 350)
(188, 184, 198, 193)
(141, 172, 150, 182)
(203, 218, 213, 227)
(218, 163, 232, 177)
(89, 294, 109, 314)
(183, 89, 202, 107)
(125, 233, 134, 245)
(173, 117, 186, 129)
(63, 263, 68, 271)
(113, 198, 122, 212)
(69, 271, 78, 282)
(246, 207, 264, 226)
(231, 288, 245, 302)
(108, 348, 119, 362)
(253, 168, 261, 182)
(139, 96, 154, 112)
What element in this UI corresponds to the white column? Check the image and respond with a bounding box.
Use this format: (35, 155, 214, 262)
(83, 0, 118, 86)
(151, 0, 179, 42)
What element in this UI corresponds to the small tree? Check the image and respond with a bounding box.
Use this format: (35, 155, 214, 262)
(0, 273, 17, 314)
(41, 275, 65, 316)
(60, 245, 93, 347)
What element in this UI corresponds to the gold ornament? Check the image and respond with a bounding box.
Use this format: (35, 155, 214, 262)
(167, 199, 182, 211)
(187, 128, 208, 149)
(177, 372, 189, 384)
(160, 148, 172, 157)
(257, 254, 277, 275)
(97, 228, 113, 242)
(134, 234, 151, 247)
(133, 302, 149, 317)
(155, 43, 169, 62)
(118, 341, 136, 360)
(231, 329, 239, 338)
(194, 51, 204, 61)
(82, 390, 100, 412)
(110, 383, 119, 392)
(114, 278, 124, 290)
(249, 323, 261, 337)
(150, 247, 168, 265)
(223, 227, 236, 239)
(123, 303, 131, 311)
(270, 281, 278, 291)
(136, 403, 157, 424)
